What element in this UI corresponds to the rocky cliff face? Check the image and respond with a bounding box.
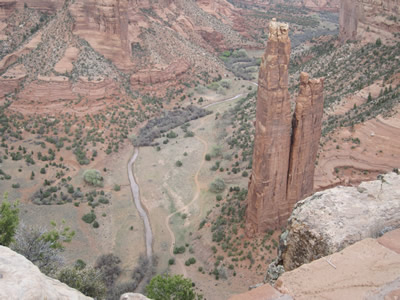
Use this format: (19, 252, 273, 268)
(339, 0, 400, 42)
(286, 73, 324, 215)
(0, 0, 254, 104)
(246, 19, 292, 236)
(0, 245, 92, 299)
(276, 172, 400, 271)
(246, 21, 324, 235)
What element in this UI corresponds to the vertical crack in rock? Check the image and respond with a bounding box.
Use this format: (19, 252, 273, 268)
(286, 72, 324, 217)
(246, 20, 324, 236)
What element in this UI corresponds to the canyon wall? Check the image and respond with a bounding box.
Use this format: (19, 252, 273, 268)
(246, 21, 324, 235)
(339, 0, 400, 42)
(246, 19, 292, 236)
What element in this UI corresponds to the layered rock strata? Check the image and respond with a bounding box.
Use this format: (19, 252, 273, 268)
(246, 19, 292, 236)
(246, 20, 324, 235)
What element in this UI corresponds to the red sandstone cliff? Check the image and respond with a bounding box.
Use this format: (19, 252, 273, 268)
(0, 0, 255, 104)
(246, 19, 292, 235)
(246, 22, 325, 235)
(339, 0, 400, 42)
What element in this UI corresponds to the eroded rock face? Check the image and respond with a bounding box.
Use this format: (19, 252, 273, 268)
(279, 172, 400, 271)
(246, 19, 292, 235)
(0, 246, 92, 299)
(286, 73, 324, 215)
(339, 0, 400, 42)
(246, 22, 324, 235)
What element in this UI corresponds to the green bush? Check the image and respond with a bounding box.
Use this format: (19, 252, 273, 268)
(173, 246, 186, 254)
(175, 160, 183, 167)
(113, 184, 121, 191)
(146, 274, 201, 300)
(209, 178, 226, 193)
(83, 169, 103, 187)
(82, 212, 96, 224)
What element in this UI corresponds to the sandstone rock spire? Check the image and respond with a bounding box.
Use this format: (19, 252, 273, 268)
(246, 18, 292, 236)
(286, 73, 324, 215)
(246, 21, 324, 236)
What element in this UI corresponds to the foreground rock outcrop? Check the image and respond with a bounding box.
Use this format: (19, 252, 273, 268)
(230, 228, 400, 300)
(279, 172, 400, 271)
(0, 246, 92, 299)
(246, 20, 324, 234)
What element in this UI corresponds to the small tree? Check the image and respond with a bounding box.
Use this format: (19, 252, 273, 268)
(209, 178, 226, 193)
(83, 169, 104, 187)
(95, 253, 122, 288)
(0, 193, 19, 246)
(146, 274, 202, 300)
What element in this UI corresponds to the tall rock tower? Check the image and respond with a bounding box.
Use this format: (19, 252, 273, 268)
(246, 19, 292, 236)
(246, 21, 325, 236)
(286, 72, 324, 212)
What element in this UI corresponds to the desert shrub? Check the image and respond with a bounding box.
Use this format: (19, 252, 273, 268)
(83, 169, 103, 187)
(210, 145, 222, 158)
(184, 257, 196, 266)
(146, 274, 201, 300)
(209, 178, 226, 193)
(95, 253, 122, 288)
(173, 246, 186, 254)
(82, 212, 96, 224)
(175, 160, 183, 167)
(98, 197, 109, 204)
(113, 184, 121, 191)
(205, 154, 211, 161)
(166, 131, 178, 138)
(57, 267, 106, 299)
(92, 221, 99, 228)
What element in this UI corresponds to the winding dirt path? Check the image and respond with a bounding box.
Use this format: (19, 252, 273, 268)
(165, 125, 209, 276)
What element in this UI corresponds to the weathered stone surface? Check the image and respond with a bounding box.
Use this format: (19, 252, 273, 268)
(120, 293, 151, 300)
(279, 172, 400, 271)
(286, 73, 324, 216)
(275, 233, 400, 300)
(229, 283, 293, 300)
(0, 245, 92, 299)
(246, 19, 292, 235)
